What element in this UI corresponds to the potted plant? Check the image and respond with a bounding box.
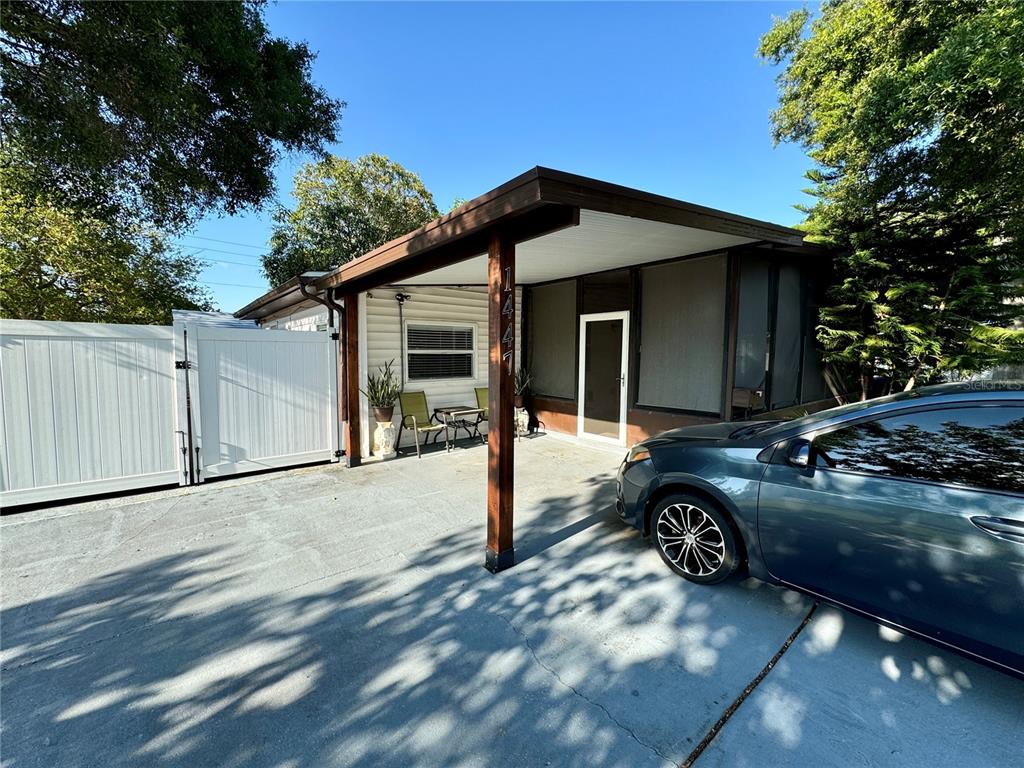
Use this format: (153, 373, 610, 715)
(513, 368, 531, 409)
(361, 360, 401, 458)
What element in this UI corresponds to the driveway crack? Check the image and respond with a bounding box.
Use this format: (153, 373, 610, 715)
(495, 610, 675, 767)
(681, 600, 820, 767)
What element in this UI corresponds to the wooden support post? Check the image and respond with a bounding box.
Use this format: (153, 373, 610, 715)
(485, 230, 515, 572)
(343, 294, 362, 468)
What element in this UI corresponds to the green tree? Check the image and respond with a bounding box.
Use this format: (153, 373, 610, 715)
(262, 154, 439, 285)
(1, 0, 342, 230)
(760, 0, 1024, 399)
(0, 165, 211, 324)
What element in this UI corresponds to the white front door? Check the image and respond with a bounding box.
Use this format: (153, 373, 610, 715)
(577, 311, 629, 444)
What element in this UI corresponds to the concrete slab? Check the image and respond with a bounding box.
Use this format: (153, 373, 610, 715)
(1, 437, 1020, 767)
(698, 606, 1024, 768)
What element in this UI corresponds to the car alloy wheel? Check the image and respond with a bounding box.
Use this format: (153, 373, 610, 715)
(651, 494, 739, 584)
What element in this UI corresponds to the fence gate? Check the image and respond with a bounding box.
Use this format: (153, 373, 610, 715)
(0, 320, 181, 506)
(175, 321, 339, 484)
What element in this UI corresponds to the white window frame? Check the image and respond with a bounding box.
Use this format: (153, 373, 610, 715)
(403, 320, 477, 384)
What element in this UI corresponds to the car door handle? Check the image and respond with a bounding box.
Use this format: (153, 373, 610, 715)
(970, 516, 1024, 544)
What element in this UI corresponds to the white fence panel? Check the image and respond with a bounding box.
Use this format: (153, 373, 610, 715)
(0, 320, 181, 506)
(181, 324, 338, 481)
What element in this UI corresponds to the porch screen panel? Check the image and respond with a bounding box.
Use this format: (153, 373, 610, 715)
(770, 263, 802, 410)
(801, 278, 828, 403)
(734, 257, 771, 396)
(528, 280, 576, 399)
(637, 255, 726, 413)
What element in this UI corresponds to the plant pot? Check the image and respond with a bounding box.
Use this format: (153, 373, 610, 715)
(513, 394, 525, 409)
(372, 406, 394, 423)
(373, 419, 397, 459)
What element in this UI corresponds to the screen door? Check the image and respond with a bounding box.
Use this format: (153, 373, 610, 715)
(577, 311, 629, 444)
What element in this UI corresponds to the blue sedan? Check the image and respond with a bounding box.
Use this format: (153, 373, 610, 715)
(616, 383, 1024, 677)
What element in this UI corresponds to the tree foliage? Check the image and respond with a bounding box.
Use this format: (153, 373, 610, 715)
(262, 154, 439, 286)
(760, 0, 1024, 398)
(0, 0, 342, 230)
(0, 165, 211, 324)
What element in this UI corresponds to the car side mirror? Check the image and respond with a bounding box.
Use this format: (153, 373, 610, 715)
(787, 440, 811, 468)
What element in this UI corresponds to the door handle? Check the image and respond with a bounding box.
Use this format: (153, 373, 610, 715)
(970, 516, 1024, 544)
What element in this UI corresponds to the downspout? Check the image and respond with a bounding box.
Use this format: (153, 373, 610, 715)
(395, 292, 411, 394)
(298, 276, 336, 330)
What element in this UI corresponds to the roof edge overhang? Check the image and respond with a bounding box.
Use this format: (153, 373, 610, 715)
(312, 167, 804, 296)
(233, 271, 330, 321)
(237, 167, 808, 319)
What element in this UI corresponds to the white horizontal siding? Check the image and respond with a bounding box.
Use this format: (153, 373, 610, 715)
(364, 286, 522, 448)
(266, 306, 329, 332)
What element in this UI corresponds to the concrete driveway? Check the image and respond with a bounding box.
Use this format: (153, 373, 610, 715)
(1, 437, 1020, 767)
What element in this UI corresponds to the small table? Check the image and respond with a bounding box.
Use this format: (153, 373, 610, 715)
(433, 406, 485, 450)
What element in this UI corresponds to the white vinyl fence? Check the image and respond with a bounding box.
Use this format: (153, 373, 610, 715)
(1, 317, 339, 507)
(177, 322, 339, 482)
(0, 320, 181, 505)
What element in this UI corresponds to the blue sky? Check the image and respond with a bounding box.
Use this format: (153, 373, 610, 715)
(179, 1, 811, 312)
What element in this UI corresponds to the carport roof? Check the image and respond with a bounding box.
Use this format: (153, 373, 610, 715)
(236, 167, 809, 320)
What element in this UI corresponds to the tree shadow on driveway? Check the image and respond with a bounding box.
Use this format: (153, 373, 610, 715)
(2, 468, 1019, 768)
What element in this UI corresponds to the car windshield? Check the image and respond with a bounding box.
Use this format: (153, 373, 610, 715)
(729, 420, 785, 438)
(756, 391, 911, 438)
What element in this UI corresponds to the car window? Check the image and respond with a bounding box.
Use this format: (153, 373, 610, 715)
(812, 406, 1024, 494)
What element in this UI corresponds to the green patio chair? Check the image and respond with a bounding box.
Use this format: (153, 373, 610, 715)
(474, 387, 489, 433)
(397, 391, 448, 458)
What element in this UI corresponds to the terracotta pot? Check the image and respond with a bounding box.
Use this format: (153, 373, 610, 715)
(513, 394, 525, 409)
(373, 406, 394, 423)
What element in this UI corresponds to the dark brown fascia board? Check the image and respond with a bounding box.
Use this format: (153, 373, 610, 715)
(234, 271, 331, 320)
(318, 202, 579, 297)
(234, 275, 305, 319)
(314, 168, 546, 293)
(534, 168, 805, 246)
(304, 165, 804, 296)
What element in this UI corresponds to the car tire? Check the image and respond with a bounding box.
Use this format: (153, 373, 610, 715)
(650, 493, 740, 584)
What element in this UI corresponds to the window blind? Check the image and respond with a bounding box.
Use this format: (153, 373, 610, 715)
(406, 324, 474, 380)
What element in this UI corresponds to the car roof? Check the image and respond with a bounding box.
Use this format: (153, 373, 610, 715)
(759, 381, 1023, 440)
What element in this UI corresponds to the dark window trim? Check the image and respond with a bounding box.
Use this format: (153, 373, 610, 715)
(631, 403, 722, 419)
(800, 401, 1024, 497)
(530, 393, 577, 404)
(629, 266, 641, 411)
(524, 280, 532, 382)
(574, 277, 582, 401)
(721, 251, 741, 419)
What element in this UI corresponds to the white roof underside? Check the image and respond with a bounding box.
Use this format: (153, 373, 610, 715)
(401, 209, 757, 286)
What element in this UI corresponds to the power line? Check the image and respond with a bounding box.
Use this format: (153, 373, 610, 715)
(175, 243, 267, 260)
(178, 234, 267, 250)
(197, 255, 267, 268)
(200, 280, 269, 289)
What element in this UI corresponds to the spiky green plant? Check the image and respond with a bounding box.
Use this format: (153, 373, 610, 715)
(514, 368, 532, 396)
(361, 359, 401, 408)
